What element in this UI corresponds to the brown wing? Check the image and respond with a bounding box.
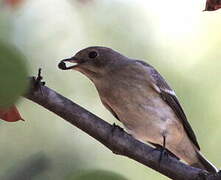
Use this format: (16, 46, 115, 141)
(136, 60, 200, 150)
(160, 91, 200, 150)
(150, 67, 200, 150)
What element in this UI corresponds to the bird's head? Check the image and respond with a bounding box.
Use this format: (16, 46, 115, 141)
(58, 46, 129, 79)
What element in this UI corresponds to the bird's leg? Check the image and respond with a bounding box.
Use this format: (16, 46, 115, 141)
(159, 135, 168, 163)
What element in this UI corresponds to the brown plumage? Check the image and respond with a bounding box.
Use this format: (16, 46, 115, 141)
(59, 46, 217, 173)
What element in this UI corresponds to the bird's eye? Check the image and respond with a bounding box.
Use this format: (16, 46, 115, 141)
(88, 51, 97, 59)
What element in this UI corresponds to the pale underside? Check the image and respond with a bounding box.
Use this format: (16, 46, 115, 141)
(95, 62, 198, 165)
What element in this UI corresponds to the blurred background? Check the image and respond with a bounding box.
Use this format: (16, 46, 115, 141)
(0, 0, 221, 179)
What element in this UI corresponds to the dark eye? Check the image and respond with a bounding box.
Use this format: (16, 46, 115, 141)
(88, 51, 97, 59)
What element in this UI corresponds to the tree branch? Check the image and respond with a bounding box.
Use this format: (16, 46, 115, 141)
(23, 77, 219, 180)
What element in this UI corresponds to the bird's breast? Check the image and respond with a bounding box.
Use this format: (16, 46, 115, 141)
(97, 78, 183, 144)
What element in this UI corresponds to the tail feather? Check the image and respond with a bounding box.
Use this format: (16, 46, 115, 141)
(191, 151, 218, 173)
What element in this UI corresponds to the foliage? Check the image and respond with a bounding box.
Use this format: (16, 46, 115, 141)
(0, 42, 28, 108)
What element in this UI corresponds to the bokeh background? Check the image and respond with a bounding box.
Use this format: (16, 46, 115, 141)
(0, 0, 221, 179)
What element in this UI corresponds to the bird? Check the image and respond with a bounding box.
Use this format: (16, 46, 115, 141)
(58, 46, 218, 173)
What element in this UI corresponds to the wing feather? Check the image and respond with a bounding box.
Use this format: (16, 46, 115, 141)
(137, 60, 200, 150)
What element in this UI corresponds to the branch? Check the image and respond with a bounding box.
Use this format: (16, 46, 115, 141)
(23, 76, 218, 180)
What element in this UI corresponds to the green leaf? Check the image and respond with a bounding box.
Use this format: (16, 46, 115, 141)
(0, 42, 28, 108)
(68, 170, 127, 180)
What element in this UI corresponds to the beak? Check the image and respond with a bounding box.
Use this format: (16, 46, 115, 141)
(58, 57, 83, 70)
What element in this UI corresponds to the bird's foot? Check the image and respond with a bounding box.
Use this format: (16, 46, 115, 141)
(150, 145, 170, 163)
(111, 123, 124, 134)
(158, 147, 169, 164)
(32, 68, 45, 95)
(155, 145, 179, 160)
(110, 123, 124, 155)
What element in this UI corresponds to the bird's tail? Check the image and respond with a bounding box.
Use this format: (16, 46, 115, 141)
(191, 151, 218, 173)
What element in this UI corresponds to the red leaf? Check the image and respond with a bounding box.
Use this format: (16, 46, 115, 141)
(204, 0, 221, 11)
(4, 0, 25, 8)
(0, 105, 24, 122)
